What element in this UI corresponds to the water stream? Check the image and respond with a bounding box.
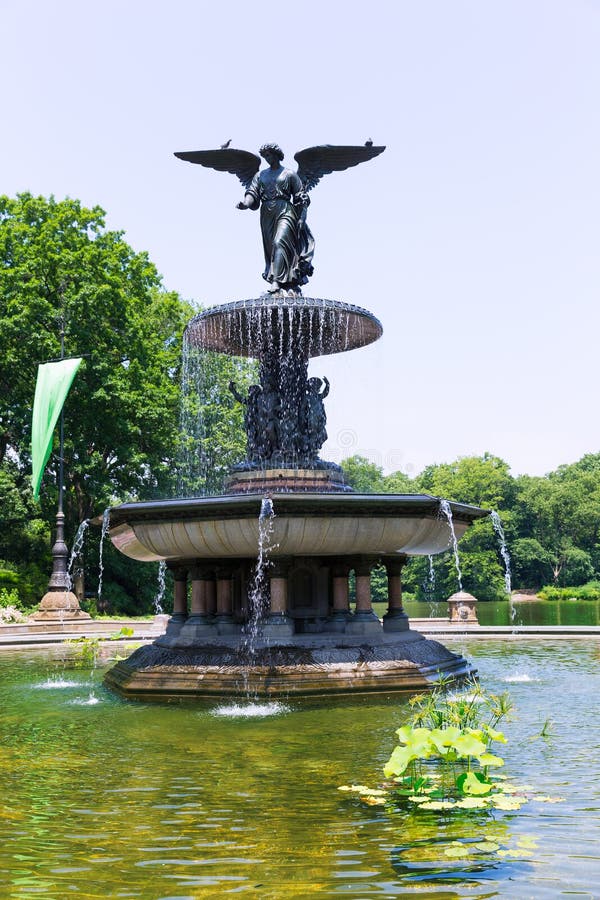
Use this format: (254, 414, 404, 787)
(65, 519, 90, 594)
(153, 560, 167, 615)
(96, 509, 110, 606)
(438, 499, 463, 591)
(491, 509, 513, 596)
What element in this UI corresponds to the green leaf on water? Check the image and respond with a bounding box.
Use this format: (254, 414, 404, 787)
(383, 745, 415, 777)
(457, 771, 494, 796)
(419, 800, 457, 810)
(474, 841, 500, 852)
(491, 795, 524, 810)
(453, 732, 488, 758)
(455, 797, 490, 809)
(444, 845, 470, 858)
(482, 724, 507, 743)
(478, 752, 505, 767)
(516, 836, 538, 849)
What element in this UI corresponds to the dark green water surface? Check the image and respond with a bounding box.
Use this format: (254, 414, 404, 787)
(400, 599, 600, 626)
(1, 639, 599, 898)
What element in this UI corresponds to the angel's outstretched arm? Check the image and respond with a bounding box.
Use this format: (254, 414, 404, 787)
(236, 193, 259, 211)
(236, 172, 260, 211)
(174, 149, 261, 210)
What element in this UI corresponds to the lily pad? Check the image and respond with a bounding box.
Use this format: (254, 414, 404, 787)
(444, 845, 470, 858)
(455, 797, 490, 809)
(491, 795, 524, 810)
(474, 841, 500, 852)
(419, 800, 456, 810)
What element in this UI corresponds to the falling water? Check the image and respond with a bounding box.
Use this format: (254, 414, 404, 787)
(438, 499, 463, 592)
(245, 498, 276, 647)
(97, 509, 110, 606)
(154, 560, 167, 614)
(491, 510, 512, 595)
(65, 519, 90, 594)
(422, 554, 437, 615)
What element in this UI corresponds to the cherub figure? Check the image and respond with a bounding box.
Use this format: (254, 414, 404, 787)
(228, 381, 263, 461)
(304, 376, 330, 456)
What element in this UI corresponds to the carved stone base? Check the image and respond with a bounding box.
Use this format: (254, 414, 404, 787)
(104, 631, 476, 701)
(224, 467, 351, 494)
(31, 590, 91, 622)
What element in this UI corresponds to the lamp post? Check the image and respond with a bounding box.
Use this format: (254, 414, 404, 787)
(32, 310, 90, 622)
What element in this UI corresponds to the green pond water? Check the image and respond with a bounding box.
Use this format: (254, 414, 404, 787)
(1, 638, 599, 899)
(396, 599, 600, 627)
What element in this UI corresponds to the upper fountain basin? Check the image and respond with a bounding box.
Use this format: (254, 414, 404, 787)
(107, 493, 488, 562)
(184, 297, 383, 359)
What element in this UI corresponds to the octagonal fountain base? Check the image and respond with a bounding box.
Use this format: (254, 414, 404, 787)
(104, 631, 475, 702)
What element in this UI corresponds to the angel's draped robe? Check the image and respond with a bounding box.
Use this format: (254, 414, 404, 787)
(247, 167, 314, 288)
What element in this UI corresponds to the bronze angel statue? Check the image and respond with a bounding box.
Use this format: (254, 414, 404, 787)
(174, 142, 385, 293)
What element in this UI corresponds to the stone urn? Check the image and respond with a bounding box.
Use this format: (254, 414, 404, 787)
(448, 591, 479, 625)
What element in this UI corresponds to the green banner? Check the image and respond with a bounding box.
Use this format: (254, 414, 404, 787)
(31, 358, 82, 500)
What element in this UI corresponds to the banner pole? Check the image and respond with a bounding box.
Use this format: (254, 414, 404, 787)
(31, 306, 90, 622)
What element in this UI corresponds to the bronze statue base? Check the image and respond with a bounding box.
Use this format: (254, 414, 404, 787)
(224, 467, 351, 494)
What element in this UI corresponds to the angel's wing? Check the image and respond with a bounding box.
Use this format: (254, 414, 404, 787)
(294, 145, 385, 192)
(174, 148, 261, 191)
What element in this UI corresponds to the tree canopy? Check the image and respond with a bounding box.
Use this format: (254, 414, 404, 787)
(1, 193, 599, 612)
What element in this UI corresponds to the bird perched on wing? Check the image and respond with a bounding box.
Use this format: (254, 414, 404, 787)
(365, 138, 373, 146)
(220, 139, 232, 149)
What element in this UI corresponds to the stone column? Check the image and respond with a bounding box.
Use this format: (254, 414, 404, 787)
(263, 559, 295, 638)
(178, 566, 216, 641)
(171, 567, 188, 622)
(161, 565, 188, 643)
(205, 573, 217, 618)
(346, 556, 382, 635)
(382, 555, 409, 632)
(215, 567, 238, 635)
(328, 560, 352, 632)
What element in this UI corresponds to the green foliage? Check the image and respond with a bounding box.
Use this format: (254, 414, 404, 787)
(339, 682, 563, 819)
(416, 453, 516, 509)
(0, 192, 192, 517)
(65, 636, 100, 667)
(538, 581, 600, 601)
(109, 626, 135, 639)
(341, 455, 386, 492)
(0, 589, 26, 622)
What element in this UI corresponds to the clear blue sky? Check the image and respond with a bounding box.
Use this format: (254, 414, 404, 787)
(2, 0, 599, 477)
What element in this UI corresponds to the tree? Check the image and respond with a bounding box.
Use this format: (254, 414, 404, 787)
(416, 453, 516, 510)
(0, 193, 193, 526)
(341, 455, 386, 492)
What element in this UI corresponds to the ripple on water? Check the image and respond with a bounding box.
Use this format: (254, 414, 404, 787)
(210, 702, 291, 718)
(34, 677, 91, 689)
(70, 693, 101, 706)
(503, 673, 541, 683)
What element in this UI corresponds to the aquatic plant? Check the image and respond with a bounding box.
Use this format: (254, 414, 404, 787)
(66, 636, 100, 667)
(340, 680, 563, 814)
(109, 626, 135, 640)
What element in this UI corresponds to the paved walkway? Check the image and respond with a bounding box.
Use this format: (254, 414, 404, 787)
(0, 617, 599, 649)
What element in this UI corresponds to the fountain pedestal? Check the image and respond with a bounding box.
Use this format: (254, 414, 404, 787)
(103, 296, 488, 701)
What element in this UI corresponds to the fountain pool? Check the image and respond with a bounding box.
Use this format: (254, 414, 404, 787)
(1, 639, 599, 897)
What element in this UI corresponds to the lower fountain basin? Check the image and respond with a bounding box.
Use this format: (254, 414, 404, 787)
(104, 631, 476, 701)
(108, 493, 487, 562)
